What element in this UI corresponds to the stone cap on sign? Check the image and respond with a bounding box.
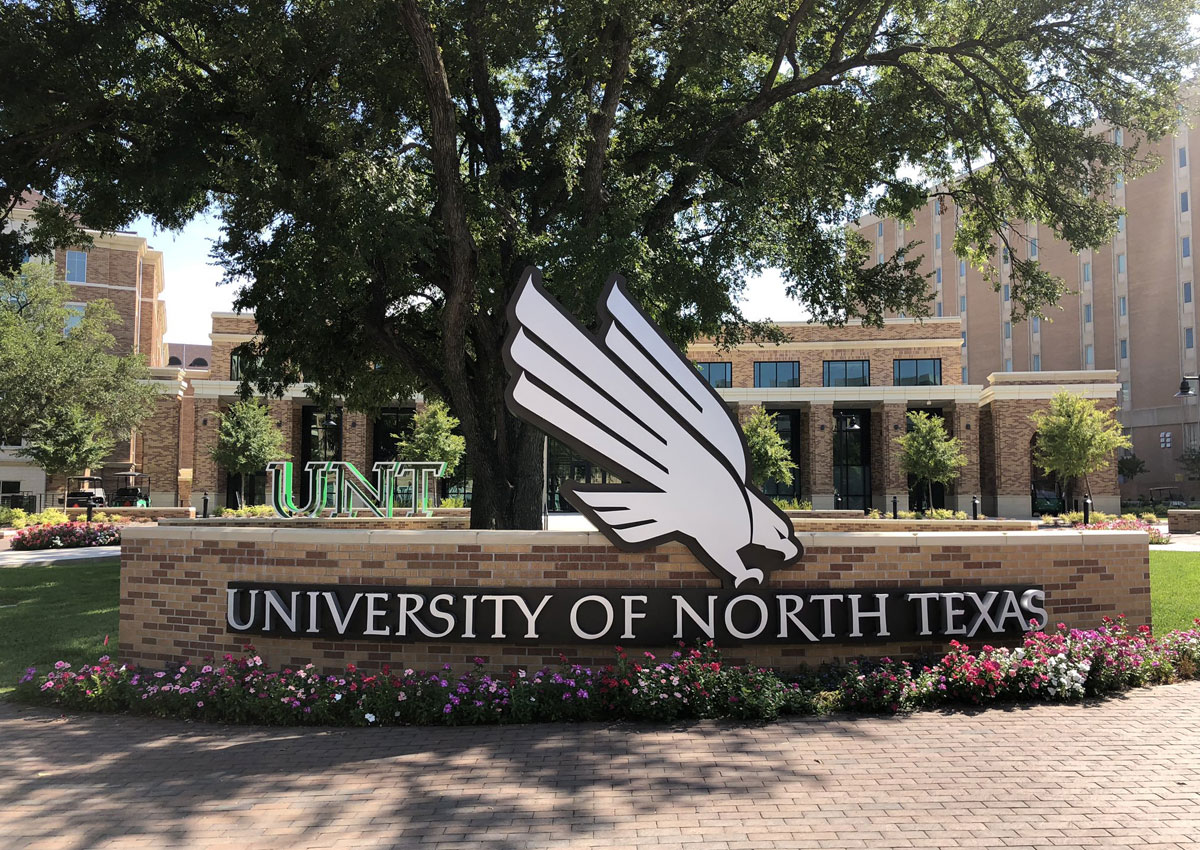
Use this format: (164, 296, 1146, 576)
(122, 525, 1150, 549)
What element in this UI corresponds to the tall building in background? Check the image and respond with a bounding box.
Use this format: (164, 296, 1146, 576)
(0, 194, 180, 507)
(858, 121, 1200, 502)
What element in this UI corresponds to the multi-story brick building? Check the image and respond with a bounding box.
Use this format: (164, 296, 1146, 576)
(140, 310, 1117, 519)
(2, 195, 1121, 518)
(858, 119, 1200, 503)
(0, 196, 181, 508)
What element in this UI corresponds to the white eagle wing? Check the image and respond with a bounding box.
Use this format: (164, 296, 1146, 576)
(507, 277, 698, 490)
(601, 281, 748, 481)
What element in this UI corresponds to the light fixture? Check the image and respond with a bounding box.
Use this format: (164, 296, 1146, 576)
(1176, 378, 1195, 398)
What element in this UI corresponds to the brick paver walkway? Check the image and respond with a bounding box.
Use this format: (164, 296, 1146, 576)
(2, 682, 1199, 849)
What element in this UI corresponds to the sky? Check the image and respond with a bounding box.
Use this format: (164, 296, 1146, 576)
(132, 215, 811, 344)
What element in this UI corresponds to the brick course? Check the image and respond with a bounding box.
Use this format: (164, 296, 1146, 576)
(119, 526, 1150, 674)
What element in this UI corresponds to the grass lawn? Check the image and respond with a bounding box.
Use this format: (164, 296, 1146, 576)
(1149, 550, 1200, 634)
(0, 559, 119, 696)
(0, 552, 1198, 697)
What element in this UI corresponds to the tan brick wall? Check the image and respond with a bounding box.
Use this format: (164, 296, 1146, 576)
(138, 394, 181, 502)
(1168, 510, 1200, 533)
(691, 344, 961, 389)
(946, 402, 982, 498)
(192, 405, 222, 500)
(212, 315, 257, 334)
(802, 404, 833, 498)
(343, 411, 369, 469)
(119, 527, 1150, 673)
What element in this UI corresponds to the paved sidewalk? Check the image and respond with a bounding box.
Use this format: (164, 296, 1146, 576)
(0, 545, 120, 568)
(1, 683, 1198, 850)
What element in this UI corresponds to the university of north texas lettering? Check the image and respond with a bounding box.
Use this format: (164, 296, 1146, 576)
(226, 584, 1049, 646)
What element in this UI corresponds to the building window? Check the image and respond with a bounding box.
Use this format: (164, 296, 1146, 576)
(1186, 282, 1194, 304)
(167, 355, 182, 366)
(1085, 344, 1095, 366)
(1188, 328, 1195, 350)
(1004, 358, 1013, 372)
(1032, 354, 1041, 371)
(877, 221, 884, 237)
(1119, 296, 1127, 316)
(893, 358, 942, 386)
(1030, 238, 1038, 259)
(1184, 237, 1191, 259)
(1084, 303, 1093, 324)
(1184, 191, 1190, 213)
(878, 253, 884, 265)
(1116, 172, 1125, 188)
(1162, 431, 1173, 449)
(1114, 128, 1123, 146)
(697, 362, 732, 388)
(935, 267, 942, 285)
(823, 360, 870, 387)
(1117, 254, 1126, 274)
(1004, 321, 1012, 339)
(936, 302, 943, 317)
(1003, 284, 1009, 301)
(1032, 316, 1041, 333)
(958, 259, 967, 277)
(1180, 148, 1188, 168)
(753, 361, 800, 388)
(959, 295, 966, 312)
(1002, 247, 1010, 265)
(64, 302, 85, 333)
(65, 251, 87, 283)
(230, 352, 264, 381)
(961, 366, 968, 382)
(1083, 262, 1091, 283)
(188, 357, 208, 368)
(961, 331, 967, 347)
(1122, 381, 1131, 403)
(1120, 338, 1128, 360)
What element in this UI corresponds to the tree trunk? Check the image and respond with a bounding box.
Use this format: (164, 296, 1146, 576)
(238, 472, 246, 509)
(927, 480, 933, 514)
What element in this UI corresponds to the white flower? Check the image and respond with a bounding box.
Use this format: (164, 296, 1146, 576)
(334, 693, 343, 702)
(364, 713, 376, 723)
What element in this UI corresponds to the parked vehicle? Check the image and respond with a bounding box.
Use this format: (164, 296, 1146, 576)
(110, 472, 151, 507)
(64, 476, 106, 508)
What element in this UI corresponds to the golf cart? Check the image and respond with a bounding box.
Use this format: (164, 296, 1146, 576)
(64, 476, 106, 508)
(111, 472, 151, 508)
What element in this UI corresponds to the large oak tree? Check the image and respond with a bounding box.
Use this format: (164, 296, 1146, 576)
(0, 0, 1194, 526)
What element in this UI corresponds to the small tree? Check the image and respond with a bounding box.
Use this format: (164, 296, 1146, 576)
(1118, 454, 1147, 483)
(1179, 447, 1200, 482)
(0, 260, 157, 476)
(210, 400, 288, 508)
(1030, 391, 1131, 502)
(742, 406, 796, 489)
(397, 400, 466, 482)
(895, 411, 969, 512)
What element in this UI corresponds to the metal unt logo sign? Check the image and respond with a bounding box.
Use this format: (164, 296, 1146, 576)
(502, 267, 803, 587)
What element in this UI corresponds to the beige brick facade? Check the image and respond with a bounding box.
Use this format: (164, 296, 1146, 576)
(118, 526, 1151, 674)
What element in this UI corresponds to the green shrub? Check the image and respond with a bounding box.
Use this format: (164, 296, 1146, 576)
(0, 506, 14, 527)
(923, 508, 969, 520)
(14, 507, 70, 528)
(897, 510, 919, 519)
(439, 496, 466, 509)
(771, 497, 813, 511)
(217, 504, 276, 518)
(1140, 512, 1160, 524)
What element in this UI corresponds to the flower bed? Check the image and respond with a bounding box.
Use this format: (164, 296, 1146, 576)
(1077, 517, 1171, 544)
(10, 522, 121, 550)
(15, 617, 1200, 725)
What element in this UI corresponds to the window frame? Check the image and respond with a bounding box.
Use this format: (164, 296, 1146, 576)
(752, 361, 800, 389)
(65, 250, 87, 283)
(892, 358, 942, 387)
(822, 359, 870, 388)
(696, 361, 732, 389)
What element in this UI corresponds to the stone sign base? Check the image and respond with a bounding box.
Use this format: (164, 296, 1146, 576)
(119, 526, 1150, 673)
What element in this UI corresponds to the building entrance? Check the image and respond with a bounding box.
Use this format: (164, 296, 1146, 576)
(833, 409, 871, 511)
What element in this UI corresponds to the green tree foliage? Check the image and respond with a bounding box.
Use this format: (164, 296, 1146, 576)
(0, 261, 156, 475)
(896, 411, 969, 511)
(1118, 454, 1147, 482)
(397, 401, 466, 479)
(1178, 447, 1200, 482)
(1030, 391, 1131, 499)
(741, 406, 796, 489)
(0, 0, 1193, 525)
(210, 400, 288, 508)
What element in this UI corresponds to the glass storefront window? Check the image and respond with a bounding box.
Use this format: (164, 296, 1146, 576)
(696, 362, 732, 388)
(823, 360, 870, 387)
(892, 359, 942, 386)
(753, 361, 800, 388)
